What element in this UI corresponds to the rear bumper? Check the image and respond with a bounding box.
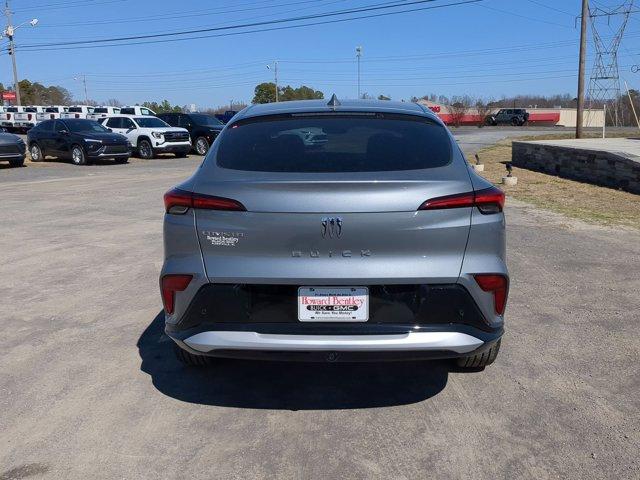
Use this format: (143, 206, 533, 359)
(164, 282, 504, 361)
(169, 324, 502, 361)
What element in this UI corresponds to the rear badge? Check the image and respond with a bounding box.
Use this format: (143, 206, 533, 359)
(202, 230, 244, 247)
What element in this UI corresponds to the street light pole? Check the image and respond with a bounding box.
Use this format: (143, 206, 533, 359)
(2, 1, 38, 107)
(356, 46, 362, 99)
(576, 0, 589, 139)
(267, 61, 279, 102)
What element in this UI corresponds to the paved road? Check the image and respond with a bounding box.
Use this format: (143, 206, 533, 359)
(1, 131, 639, 479)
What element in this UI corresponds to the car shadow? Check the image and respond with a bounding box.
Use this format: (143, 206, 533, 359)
(138, 312, 450, 410)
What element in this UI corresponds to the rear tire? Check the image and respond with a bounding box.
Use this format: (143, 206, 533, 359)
(456, 339, 501, 369)
(174, 344, 213, 366)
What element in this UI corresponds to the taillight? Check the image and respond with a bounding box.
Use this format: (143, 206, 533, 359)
(419, 186, 505, 214)
(75, 113, 80, 118)
(6, 113, 10, 120)
(474, 274, 508, 315)
(163, 187, 246, 214)
(50, 114, 55, 119)
(28, 113, 32, 120)
(160, 274, 193, 314)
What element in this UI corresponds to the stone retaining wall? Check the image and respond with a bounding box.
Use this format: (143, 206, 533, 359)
(512, 142, 640, 194)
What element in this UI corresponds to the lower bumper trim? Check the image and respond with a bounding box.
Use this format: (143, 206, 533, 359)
(183, 330, 483, 355)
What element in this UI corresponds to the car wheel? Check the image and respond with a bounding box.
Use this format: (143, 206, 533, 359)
(71, 145, 88, 166)
(456, 339, 501, 369)
(29, 143, 43, 162)
(195, 136, 209, 155)
(9, 157, 24, 167)
(511, 117, 519, 126)
(174, 344, 213, 366)
(138, 139, 154, 159)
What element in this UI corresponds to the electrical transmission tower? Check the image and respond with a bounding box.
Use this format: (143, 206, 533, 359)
(587, 0, 635, 126)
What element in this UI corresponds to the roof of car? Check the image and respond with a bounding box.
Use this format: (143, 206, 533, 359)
(234, 99, 438, 122)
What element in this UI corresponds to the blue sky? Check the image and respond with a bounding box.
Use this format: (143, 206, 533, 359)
(2, 0, 640, 109)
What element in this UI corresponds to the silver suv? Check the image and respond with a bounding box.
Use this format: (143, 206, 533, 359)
(161, 99, 508, 368)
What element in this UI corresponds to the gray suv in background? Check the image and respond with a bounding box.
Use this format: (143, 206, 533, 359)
(487, 108, 529, 126)
(161, 99, 508, 369)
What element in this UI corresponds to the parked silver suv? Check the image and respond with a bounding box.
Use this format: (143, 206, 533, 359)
(161, 98, 508, 368)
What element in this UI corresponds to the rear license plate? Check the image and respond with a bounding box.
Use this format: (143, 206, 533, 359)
(298, 287, 369, 322)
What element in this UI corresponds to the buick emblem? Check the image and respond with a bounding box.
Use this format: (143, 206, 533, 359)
(321, 217, 342, 238)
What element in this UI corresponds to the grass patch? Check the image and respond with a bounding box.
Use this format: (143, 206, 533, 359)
(474, 133, 640, 230)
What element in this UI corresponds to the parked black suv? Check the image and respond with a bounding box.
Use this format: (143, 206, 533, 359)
(0, 130, 26, 167)
(157, 112, 224, 155)
(486, 108, 529, 126)
(27, 119, 131, 165)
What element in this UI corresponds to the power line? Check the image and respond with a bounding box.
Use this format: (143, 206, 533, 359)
(17, 0, 481, 50)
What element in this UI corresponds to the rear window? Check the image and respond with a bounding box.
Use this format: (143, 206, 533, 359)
(216, 113, 451, 172)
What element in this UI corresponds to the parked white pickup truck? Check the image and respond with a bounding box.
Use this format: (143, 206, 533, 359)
(1, 106, 26, 130)
(61, 105, 95, 119)
(87, 106, 120, 121)
(14, 106, 45, 131)
(36, 106, 69, 123)
(100, 115, 190, 159)
(118, 106, 156, 116)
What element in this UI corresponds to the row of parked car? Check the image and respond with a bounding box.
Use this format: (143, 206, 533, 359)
(0, 104, 230, 167)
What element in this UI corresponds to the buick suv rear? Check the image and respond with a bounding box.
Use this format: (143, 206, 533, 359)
(161, 98, 508, 368)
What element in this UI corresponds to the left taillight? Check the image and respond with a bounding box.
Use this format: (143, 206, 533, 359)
(163, 187, 246, 214)
(160, 274, 193, 314)
(419, 186, 505, 214)
(474, 274, 509, 315)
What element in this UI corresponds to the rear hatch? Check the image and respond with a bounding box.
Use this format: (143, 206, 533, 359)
(191, 112, 473, 284)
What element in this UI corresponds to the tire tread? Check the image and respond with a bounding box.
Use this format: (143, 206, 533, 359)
(456, 339, 501, 369)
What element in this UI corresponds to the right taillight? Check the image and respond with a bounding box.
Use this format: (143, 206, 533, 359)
(419, 186, 505, 214)
(160, 274, 193, 314)
(163, 187, 246, 214)
(474, 274, 509, 315)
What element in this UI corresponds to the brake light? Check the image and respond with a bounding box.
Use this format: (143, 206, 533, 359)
(28, 113, 32, 120)
(75, 113, 80, 118)
(419, 186, 504, 214)
(474, 274, 508, 315)
(163, 187, 246, 214)
(160, 274, 193, 314)
(6, 113, 10, 120)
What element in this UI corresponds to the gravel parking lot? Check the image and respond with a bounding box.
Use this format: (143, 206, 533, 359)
(1, 129, 638, 479)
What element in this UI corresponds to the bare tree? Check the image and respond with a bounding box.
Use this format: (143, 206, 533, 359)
(448, 95, 472, 127)
(106, 98, 122, 107)
(474, 98, 494, 128)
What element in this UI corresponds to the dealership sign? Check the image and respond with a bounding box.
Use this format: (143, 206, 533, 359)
(2, 91, 16, 100)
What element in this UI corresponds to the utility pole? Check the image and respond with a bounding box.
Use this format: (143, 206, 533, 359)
(2, 1, 38, 106)
(4, 1, 20, 105)
(75, 75, 88, 105)
(356, 46, 363, 99)
(267, 61, 278, 102)
(576, 0, 589, 138)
